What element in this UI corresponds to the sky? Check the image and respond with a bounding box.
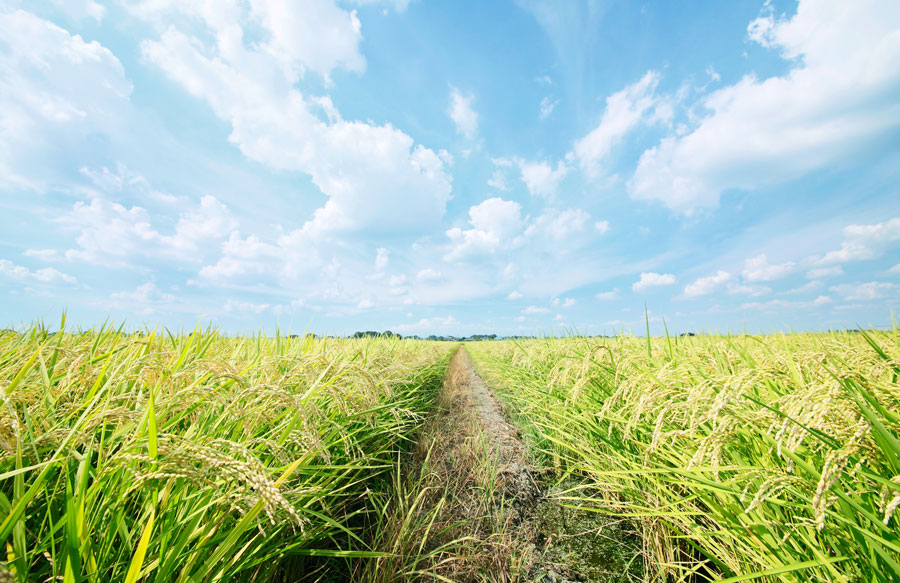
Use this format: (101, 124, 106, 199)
(0, 0, 898, 336)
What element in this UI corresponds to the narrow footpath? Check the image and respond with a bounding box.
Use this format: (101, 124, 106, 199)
(404, 346, 586, 582)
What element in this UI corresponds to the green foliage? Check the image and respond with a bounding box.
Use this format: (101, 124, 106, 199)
(0, 322, 451, 582)
(469, 330, 900, 582)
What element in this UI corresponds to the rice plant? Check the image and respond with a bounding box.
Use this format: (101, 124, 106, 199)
(0, 318, 452, 582)
(468, 329, 900, 582)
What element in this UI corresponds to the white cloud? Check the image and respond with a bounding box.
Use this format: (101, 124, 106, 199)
(632, 272, 676, 292)
(488, 168, 510, 191)
(445, 197, 523, 260)
(393, 315, 460, 334)
(818, 217, 900, 264)
(807, 266, 844, 279)
(348, 0, 413, 11)
(595, 289, 619, 300)
(447, 86, 478, 140)
(139, 5, 452, 236)
(507, 290, 523, 300)
(23, 249, 63, 262)
(0, 259, 76, 284)
(356, 298, 375, 309)
(416, 268, 445, 283)
(51, 0, 106, 21)
(746, 2, 776, 47)
(830, 281, 900, 301)
(683, 270, 731, 297)
(225, 299, 271, 314)
(112, 283, 177, 305)
(726, 282, 771, 297)
(524, 208, 590, 241)
(0, 9, 132, 192)
(550, 297, 576, 308)
(516, 158, 570, 198)
(786, 280, 823, 295)
(594, 220, 610, 234)
(539, 96, 559, 120)
(522, 305, 550, 314)
(61, 195, 236, 266)
(890, 263, 900, 274)
(742, 254, 796, 282)
(375, 247, 390, 269)
(535, 75, 552, 86)
(628, 0, 900, 214)
(574, 71, 665, 177)
(741, 296, 831, 310)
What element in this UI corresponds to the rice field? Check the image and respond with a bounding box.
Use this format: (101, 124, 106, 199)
(2, 319, 899, 582)
(468, 328, 900, 582)
(0, 319, 451, 582)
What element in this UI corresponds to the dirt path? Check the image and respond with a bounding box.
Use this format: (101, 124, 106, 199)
(362, 346, 637, 582)
(406, 346, 588, 583)
(442, 346, 541, 522)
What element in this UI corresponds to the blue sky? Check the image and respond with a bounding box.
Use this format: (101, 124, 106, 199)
(1, 0, 898, 336)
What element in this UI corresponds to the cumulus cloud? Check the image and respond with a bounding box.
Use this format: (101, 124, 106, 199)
(522, 305, 550, 314)
(139, 3, 452, 236)
(727, 282, 771, 297)
(683, 270, 731, 297)
(628, 0, 900, 214)
(632, 272, 676, 292)
(112, 283, 177, 305)
(807, 266, 844, 279)
(830, 281, 900, 301)
(61, 195, 236, 266)
(574, 71, 667, 177)
(742, 254, 796, 282)
(393, 315, 460, 333)
(551, 297, 575, 308)
(515, 159, 570, 198)
(817, 217, 900, 265)
(524, 208, 590, 241)
(0, 259, 76, 284)
(0, 9, 132, 191)
(445, 197, 523, 260)
(507, 290, 523, 300)
(448, 86, 478, 139)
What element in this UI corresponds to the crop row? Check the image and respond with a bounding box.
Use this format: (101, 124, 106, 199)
(468, 330, 900, 582)
(0, 320, 451, 582)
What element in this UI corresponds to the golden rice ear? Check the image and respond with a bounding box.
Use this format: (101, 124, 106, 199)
(0, 323, 451, 582)
(465, 330, 900, 582)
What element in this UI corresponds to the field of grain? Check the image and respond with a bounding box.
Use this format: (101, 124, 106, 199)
(468, 329, 900, 582)
(0, 320, 451, 582)
(2, 321, 899, 582)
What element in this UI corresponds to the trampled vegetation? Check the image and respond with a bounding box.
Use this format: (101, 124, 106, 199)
(2, 320, 899, 582)
(468, 330, 900, 582)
